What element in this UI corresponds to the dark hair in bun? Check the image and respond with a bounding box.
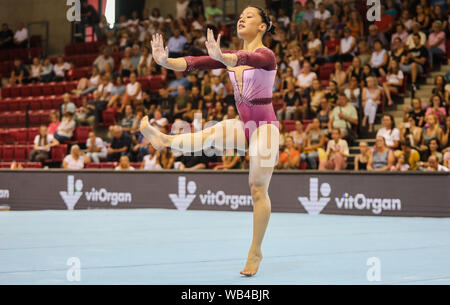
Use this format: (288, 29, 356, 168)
(246, 6, 276, 36)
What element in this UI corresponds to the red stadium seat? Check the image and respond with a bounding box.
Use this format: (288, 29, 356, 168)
(51, 144, 68, 162)
(149, 74, 166, 93)
(25, 144, 34, 159)
(29, 111, 41, 127)
(14, 145, 27, 161)
(0, 112, 9, 128)
(41, 96, 53, 110)
(22, 162, 42, 168)
(85, 163, 100, 169)
(31, 84, 43, 96)
(0, 100, 8, 112)
(0, 145, 2, 160)
(283, 120, 296, 132)
(42, 83, 55, 96)
(20, 84, 32, 97)
(1, 86, 11, 98)
(54, 82, 66, 95)
(6, 111, 20, 127)
(13, 128, 28, 144)
(28, 97, 41, 110)
(0, 162, 11, 168)
(10, 86, 20, 98)
(74, 126, 93, 144)
(130, 162, 142, 169)
(102, 108, 117, 126)
(8, 98, 21, 111)
(2, 145, 14, 162)
(100, 162, 116, 169)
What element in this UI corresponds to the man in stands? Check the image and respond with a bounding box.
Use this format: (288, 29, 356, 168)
(94, 46, 115, 74)
(0, 23, 14, 49)
(13, 22, 28, 48)
(107, 126, 132, 162)
(9, 59, 29, 84)
(400, 33, 428, 91)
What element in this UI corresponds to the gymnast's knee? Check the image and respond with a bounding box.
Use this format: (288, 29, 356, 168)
(249, 182, 268, 203)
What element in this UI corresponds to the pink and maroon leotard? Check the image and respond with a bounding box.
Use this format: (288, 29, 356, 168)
(183, 47, 279, 142)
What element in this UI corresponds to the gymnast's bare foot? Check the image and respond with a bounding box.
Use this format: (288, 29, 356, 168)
(139, 116, 167, 150)
(240, 249, 263, 277)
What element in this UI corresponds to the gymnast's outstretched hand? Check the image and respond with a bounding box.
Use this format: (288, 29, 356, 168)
(151, 33, 169, 66)
(205, 28, 223, 62)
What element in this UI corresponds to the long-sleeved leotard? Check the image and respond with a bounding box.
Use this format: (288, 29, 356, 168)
(183, 47, 279, 143)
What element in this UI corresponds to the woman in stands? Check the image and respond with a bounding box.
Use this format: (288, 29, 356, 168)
(141, 6, 280, 276)
(73, 65, 101, 97)
(29, 125, 60, 163)
(382, 60, 404, 107)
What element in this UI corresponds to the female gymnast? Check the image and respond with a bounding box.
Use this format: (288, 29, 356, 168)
(140, 6, 279, 276)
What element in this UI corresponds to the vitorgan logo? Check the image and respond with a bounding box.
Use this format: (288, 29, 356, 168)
(169, 176, 253, 211)
(60, 175, 132, 210)
(298, 178, 402, 215)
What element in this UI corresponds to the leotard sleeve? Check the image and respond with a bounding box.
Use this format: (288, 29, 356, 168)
(183, 50, 236, 72)
(233, 48, 277, 71)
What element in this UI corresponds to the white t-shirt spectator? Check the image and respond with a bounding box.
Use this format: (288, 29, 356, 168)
(56, 119, 76, 138)
(34, 134, 54, 152)
(386, 70, 404, 84)
(376, 128, 400, 147)
(14, 28, 28, 43)
(176, 0, 190, 19)
(63, 155, 86, 169)
(341, 36, 356, 54)
(307, 39, 322, 54)
(150, 117, 168, 131)
(97, 82, 114, 100)
(143, 154, 162, 170)
(297, 72, 317, 88)
(53, 63, 71, 77)
(314, 9, 331, 21)
(115, 166, 135, 171)
(86, 137, 107, 155)
(288, 58, 301, 78)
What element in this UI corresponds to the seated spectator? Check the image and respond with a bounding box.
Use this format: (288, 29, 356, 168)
(400, 33, 427, 90)
(9, 59, 29, 85)
(290, 120, 306, 152)
(328, 94, 358, 137)
(85, 131, 107, 163)
(400, 139, 421, 170)
(130, 44, 141, 71)
(173, 85, 193, 120)
(138, 46, 153, 76)
(367, 24, 388, 50)
(222, 105, 239, 121)
(53, 56, 71, 82)
(13, 22, 28, 47)
(168, 71, 190, 97)
(213, 149, 242, 170)
(211, 76, 226, 102)
(376, 114, 400, 150)
(309, 79, 325, 115)
(346, 57, 363, 86)
(106, 76, 126, 108)
(121, 72, 143, 111)
(73, 66, 101, 96)
(150, 109, 169, 131)
(277, 136, 301, 169)
(362, 76, 382, 133)
(53, 112, 76, 143)
(357, 41, 371, 67)
(60, 93, 76, 117)
(306, 31, 322, 57)
(339, 27, 356, 62)
(277, 81, 301, 120)
(346, 10, 364, 38)
(413, 4, 430, 34)
(301, 118, 326, 169)
(404, 98, 425, 127)
(154, 88, 175, 121)
(432, 75, 446, 102)
(29, 57, 42, 83)
(159, 147, 176, 169)
(319, 128, 349, 170)
(442, 116, 450, 149)
(324, 80, 339, 106)
(62, 145, 90, 169)
(278, 120, 288, 149)
(324, 28, 340, 63)
(426, 21, 446, 67)
(367, 136, 395, 171)
(374, 5, 395, 35)
(420, 114, 444, 155)
(74, 96, 96, 126)
(207, 101, 224, 121)
(421, 138, 443, 164)
(400, 115, 423, 149)
(390, 37, 407, 66)
(119, 105, 135, 133)
(297, 61, 317, 94)
(29, 125, 59, 162)
(115, 155, 135, 170)
(40, 58, 54, 82)
(175, 150, 209, 170)
(167, 28, 187, 58)
(444, 150, 450, 169)
(0, 23, 14, 49)
(391, 23, 408, 46)
(425, 95, 447, 125)
(140, 144, 162, 170)
(93, 46, 115, 73)
(317, 98, 331, 132)
(369, 40, 389, 77)
(119, 47, 134, 77)
(330, 61, 347, 90)
(95, 74, 114, 102)
(423, 155, 448, 171)
(107, 126, 132, 162)
(390, 153, 409, 171)
(47, 113, 60, 135)
(183, 86, 204, 122)
(383, 60, 404, 106)
(344, 76, 361, 109)
(354, 141, 371, 170)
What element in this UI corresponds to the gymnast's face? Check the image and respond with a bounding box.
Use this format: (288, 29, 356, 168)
(237, 7, 267, 41)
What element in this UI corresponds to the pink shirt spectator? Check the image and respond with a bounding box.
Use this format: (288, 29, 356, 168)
(391, 31, 408, 45)
(48, 122, 60, 135)
(428, 31, 446, 52)
(425, 107, 447, 124)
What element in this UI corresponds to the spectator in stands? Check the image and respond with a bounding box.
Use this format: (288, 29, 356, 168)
(154, 88, 174, 121)
(62, 145, 90, 169)
(277, 136, 301, 170)
(120, 105, 136, 133)
(53, 56, 70, 82)
(423, 155, 449, 171)
(441, 116, 450, 150)
(94, 47, 115, 73)
(47, 113, 60, 136)
(213, 149, 242, 170)
(75, 96, 96, 126)
(421, 138, 444, 164)
(324, 28, 340, 63)
(80, 0, 101, 41)
(149, 109, 169, 132)
(319, 128, 349, 170)
(211, 75, 226, 102)
(167, 28, 187, 58)
(29, 125, 59, 162)
(290, 120, 306, 152)
(339, 27, 356, 62)
(400, 115, 423, 149)
(383, 60, 404, 107)
(277, 81, 300, 120)
(107, 126, 132, 162)
(173, 85, 192, 120)
(444, 150, 450, 169)
(106, 76, 126, 108)
(13, 22, 28, 48)
(402, 33, 428, 91)
(168, 71, 190, 96)
(354, 141, 370, 170)
(95, 74, 114, 102)
(427, 21, 446, 67)
(85, 131, 107, 163)
(330, 61, 347, 90)
(0, 23, 14, 49)
(60, 93, 76, 116)
(367, 24, 388, 50)
(329, 93, 358, 137)
(29, 57, 42, 83)
(53, 112, 76, 143)
(158, 147, 175, 169)
(301, 118, 326, 169)
(140, 144, 162, 170)
(344, 76, 361, 109)
(400, 139, 421, 170)
(309, 79, 325, 116)
(369, 40, 389, 78)
(432, 75, 446, 102)
(175, 149, 209, 170)
(204, 0, 223, 23)
(73, 65, 101, 97)
(115, 155, 135, 170)
(362, 76, 382, 133)
(404, 98, 425, 128)
(9, 59, 29, 84)
(425, 95, 447, 125)
(297, 61, 317, 95)
(119, 47, 134, 77)
(367, 136, 395, 171)
(374, 5, 395, 35)
(414, 4, 431, 33)
(317, 97, 331, 132)
(346, 10, 364, 38)
(376, 114, 400, 150)
(207, 101, 224, 121)
(357, 41, 371, 67)
(390, 152, 410, 171)
(40, 58, 54, 83)
(391, 23, 408, 46)
(138, 46, 153, 76)
(420, 113, 444, 155)
(121, 73, 143, 112)
(346, 57, 363, 84)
